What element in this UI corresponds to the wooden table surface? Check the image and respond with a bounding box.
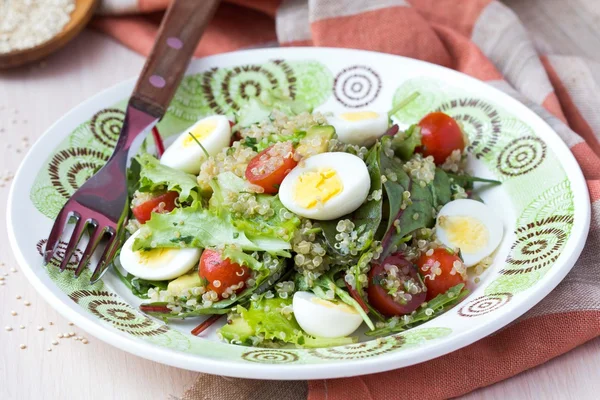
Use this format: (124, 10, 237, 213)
(1, 30, 599, 400)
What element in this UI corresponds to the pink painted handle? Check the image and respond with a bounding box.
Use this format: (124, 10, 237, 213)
(130, 0, 221, 118)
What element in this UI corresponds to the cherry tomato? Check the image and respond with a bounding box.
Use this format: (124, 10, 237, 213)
(417, 112, 465, 165)
(417, 247, 467, 300)
(245, 142, 297, 194)
(132, 191, 178, 224)
(199, 249, 250, 299)
(367, 253, 427, 317)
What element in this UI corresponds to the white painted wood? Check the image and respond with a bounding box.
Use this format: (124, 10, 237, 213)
(1, 29, 598, 400)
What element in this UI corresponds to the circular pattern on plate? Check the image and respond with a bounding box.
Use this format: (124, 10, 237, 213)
(334, 66, 381, 107)
(242, 350, 299, 364)
(501, 215, 574, 275)
(89, 108, 124, 149)
(35, 239, 82, 270)
(309, 336, 405, 360)
(458, 293, 512, 317)
(47, 148, 108, 199)
(497, 136, 547, 176)
(69, 290, 169, 336)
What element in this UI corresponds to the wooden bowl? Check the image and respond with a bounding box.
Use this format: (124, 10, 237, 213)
(0, 0, 99, 69)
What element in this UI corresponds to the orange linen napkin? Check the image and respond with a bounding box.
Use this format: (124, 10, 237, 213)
(93, 1, 600, 399)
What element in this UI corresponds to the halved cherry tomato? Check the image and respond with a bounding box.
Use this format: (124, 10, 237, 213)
(417, 112, 465, 165)
(367, 253, 427, 317)
(199, 249, 250, 299)
(132, 191, 178, 224)
(245, 142, 297, 194)
(417, 247, 467, 301)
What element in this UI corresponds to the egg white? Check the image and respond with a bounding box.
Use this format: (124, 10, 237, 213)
(327, 111, 389, 146)
(293, 291, 363, 338)
(278, 152, 370, 220)
(160, 115, 231, 174)
(435, 199, 504, 267)
(119, 230, 201, 281)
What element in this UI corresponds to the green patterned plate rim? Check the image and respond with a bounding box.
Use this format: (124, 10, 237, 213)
(6, 48, 590, 380)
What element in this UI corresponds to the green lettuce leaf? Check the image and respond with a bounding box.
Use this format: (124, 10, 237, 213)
(132, 201, 291, 256)
(236, 88, 312, 128)
(209, 172, 300, 241)
(219, 297, 356, 348)
(137, 153, 199, 202)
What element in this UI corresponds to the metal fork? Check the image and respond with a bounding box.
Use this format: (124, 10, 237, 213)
(43, 0, 221, 283)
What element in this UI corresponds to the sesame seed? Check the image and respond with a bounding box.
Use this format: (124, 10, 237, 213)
(57, 334, 63, 338)
(68, 322, 74, 326)
(37, 326, 44, 331)
(47, 348, 52, 352)
(19, 344, 26, 349)
(82, 339, 89, 344)
(24, 301, 31, 306)
(52, 340, 58, 345)
(0, 282, 5, 286)
(10, 268, 16, 272)
(49, 322, 53, 325)
(19, 325, 25, 329)
(5, 326, 12, 331)
(68, 332, 75, 336)
(10, 310, 17, 316)
(15, 295, 21, 299)
(0, 277, 4, 281)
(63, 333, 70, 338)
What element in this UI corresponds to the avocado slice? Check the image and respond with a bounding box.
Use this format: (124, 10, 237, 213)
(296, 125, 335, 157)
(167, 271, 203, 295)
(219, 316, 254, 344)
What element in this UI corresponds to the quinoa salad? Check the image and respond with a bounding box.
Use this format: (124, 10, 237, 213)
(115, 91, 504, 347)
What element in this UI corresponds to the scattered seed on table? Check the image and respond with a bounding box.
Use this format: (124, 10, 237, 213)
(47, 348, 52, 352)
(63, 332, 70, 337)
(37, 326, 44, 331)
(10, 268, 17, 272)
(3, 273, 8, 277)
(57, 333, 63, 338)
(0, 277, 4, 281)
(82, 339, 89, 344)
(19, 325, 25, 329)
(52, 340, 58, 345)
(23, 301, 31, 306)
(68, 322, 74, 326)
(15, 295, 21, 299)
(0, 282, 5, 286)
(68, 332, 75, 336)
(19, 344, 26, 349)
(49, 322, 54, 326)
(10, 311, 17, 316)
(5, 326, 12, 331)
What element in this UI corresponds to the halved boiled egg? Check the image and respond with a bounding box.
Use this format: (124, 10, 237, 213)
(435, 199, 503, 267)
(327, 111, 388, 146)
(119, 230, 201, 281)
(160, 115, 231, 174)
(278, 152, 370, 220)
(293, 291, 363, 338)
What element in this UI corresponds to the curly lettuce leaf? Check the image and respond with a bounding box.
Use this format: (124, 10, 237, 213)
(137, 153, 199, 201)
(236, 88, 312, 128)
(132, 201, 291, 256)
(210, 172, 300, 241)
(219, 297, 356, 348)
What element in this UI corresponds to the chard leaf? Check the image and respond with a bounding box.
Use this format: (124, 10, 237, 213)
(321, 144, 383, 255)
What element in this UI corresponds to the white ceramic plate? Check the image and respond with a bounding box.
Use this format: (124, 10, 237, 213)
(7, 48, 590, 380)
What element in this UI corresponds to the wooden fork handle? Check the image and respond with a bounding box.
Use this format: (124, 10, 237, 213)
(130, 0, 221, 118)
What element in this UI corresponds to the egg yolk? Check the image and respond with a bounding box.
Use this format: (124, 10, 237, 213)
(294, 168, 343, 208)
(438, 215, 489, 253)
(311, 297, 358, 314)
(340, 111, 380, 121)
(138, 248, 178, 269)
(182, 119, 217, 147)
